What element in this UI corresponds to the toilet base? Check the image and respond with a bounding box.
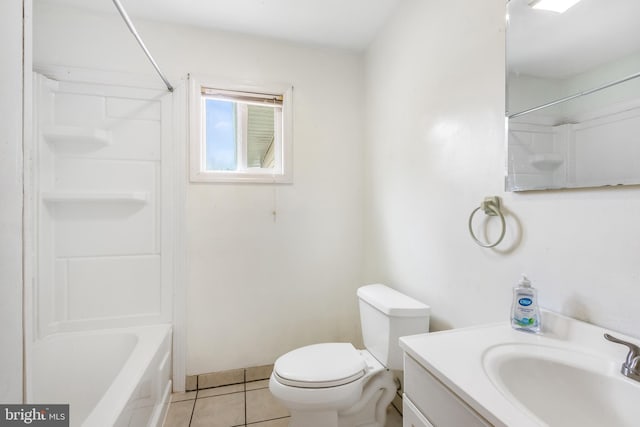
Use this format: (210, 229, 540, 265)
(284, 370, 397, 427)
(339, 388, 385, 427)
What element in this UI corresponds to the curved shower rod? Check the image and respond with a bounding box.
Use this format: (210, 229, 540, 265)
(111, 0, 174, 92)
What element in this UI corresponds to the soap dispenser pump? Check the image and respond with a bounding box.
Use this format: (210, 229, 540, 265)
(511, 274, 541, 333)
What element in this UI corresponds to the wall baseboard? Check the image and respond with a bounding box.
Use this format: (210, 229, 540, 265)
(186, 364, 274, 391)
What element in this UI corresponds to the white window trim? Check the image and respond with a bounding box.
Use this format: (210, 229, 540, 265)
(189, 74, 293, 183)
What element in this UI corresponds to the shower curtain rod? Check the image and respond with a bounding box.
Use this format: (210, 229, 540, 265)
(509, 70, 640, 119)
(111, 0, 174, 92)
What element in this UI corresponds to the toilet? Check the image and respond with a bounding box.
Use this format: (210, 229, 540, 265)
(269, 284, 430, 427)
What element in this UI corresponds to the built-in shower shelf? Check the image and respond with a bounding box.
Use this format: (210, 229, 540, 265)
(530, 153, 564, 171)
(41, 191, 149, 203)
(43, 125, 111, 146)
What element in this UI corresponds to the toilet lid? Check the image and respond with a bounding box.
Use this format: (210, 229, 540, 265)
(274, 343, 366, 388)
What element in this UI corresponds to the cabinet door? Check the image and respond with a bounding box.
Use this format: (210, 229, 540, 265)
(404, 355, 491, 427)
(403, 396, 434, 427)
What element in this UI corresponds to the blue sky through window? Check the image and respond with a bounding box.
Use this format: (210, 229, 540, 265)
(205, 99, 236, 171)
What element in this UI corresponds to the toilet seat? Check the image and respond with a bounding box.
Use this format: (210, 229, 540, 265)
(273, 343, 367, 388)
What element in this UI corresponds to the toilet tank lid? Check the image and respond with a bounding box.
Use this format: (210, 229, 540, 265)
(357, 284, 430, 317)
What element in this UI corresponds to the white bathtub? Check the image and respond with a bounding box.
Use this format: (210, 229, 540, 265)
(30, 324, 172, 427)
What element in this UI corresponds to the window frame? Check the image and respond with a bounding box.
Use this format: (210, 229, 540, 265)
(189, 75, 293, 183)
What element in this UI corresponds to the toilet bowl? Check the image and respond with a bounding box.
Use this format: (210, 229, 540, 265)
(269, 284, 430, 427)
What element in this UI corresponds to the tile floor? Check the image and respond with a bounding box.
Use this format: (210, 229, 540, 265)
(165, 379, 403, 427)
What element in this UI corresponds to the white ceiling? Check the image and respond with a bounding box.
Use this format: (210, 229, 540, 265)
(508, 0, 640, 79)
(41, 0, 402, 50)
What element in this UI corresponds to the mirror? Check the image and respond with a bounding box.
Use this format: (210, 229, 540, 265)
(505, 0, 640, 191)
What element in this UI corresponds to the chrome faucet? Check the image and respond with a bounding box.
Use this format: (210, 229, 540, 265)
(604, 333, 640, 382)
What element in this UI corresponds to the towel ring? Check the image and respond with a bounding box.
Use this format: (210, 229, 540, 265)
(468, 196, 506, 248)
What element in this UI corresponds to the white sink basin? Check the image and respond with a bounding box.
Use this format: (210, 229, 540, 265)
(483, 343, 640, 427)
(399, 310, 640, 427)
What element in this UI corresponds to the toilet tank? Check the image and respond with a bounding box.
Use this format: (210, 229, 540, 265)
(357, 284, 430, 370)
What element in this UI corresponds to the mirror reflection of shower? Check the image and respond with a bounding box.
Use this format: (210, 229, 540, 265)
(505, 0, 640, 191)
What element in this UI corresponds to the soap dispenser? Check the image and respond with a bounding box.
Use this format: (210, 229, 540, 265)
(511, 274, 541, 333)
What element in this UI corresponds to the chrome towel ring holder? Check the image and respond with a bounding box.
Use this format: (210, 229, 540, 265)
(468, 196, 506, 248)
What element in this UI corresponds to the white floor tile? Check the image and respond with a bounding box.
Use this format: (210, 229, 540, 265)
(191, 393, 245, 427)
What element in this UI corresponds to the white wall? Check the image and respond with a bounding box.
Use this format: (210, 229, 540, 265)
(0, 0, 25, 403)
(34, 3, 364, 374)
(364, 0, 640, 338)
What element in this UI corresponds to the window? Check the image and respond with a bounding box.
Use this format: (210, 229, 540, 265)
(190, 76, 293, 183)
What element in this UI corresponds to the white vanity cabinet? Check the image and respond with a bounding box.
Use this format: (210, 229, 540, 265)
(402, 354, 491, 427)
(403, 396, 433, 427)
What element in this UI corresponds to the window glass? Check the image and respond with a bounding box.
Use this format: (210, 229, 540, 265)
(203, 98, 280, 172)
(246, 105, 276, 168)
(205, 99, 236, 171)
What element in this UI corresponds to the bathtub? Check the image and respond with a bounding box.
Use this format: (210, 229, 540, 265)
(29, 324, 172, 427)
